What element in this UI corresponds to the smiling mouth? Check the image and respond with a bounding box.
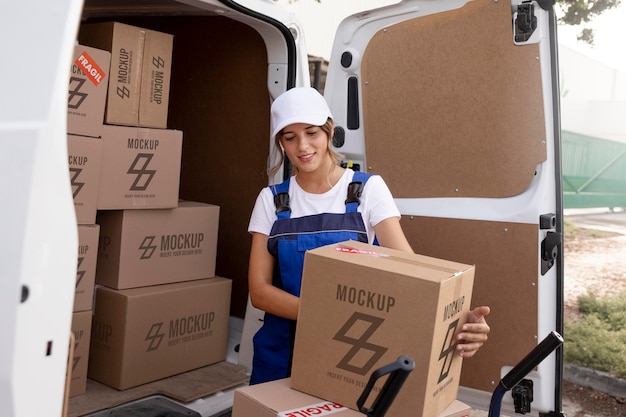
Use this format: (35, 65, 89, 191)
(299, 153, 315, 162)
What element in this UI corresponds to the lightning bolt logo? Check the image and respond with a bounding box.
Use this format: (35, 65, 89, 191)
(138, 236, 157, 260)
(153, 56, 165, 69)
(76, 256, 85, 288)
(438, 319, 459, 383)
(72, 341, 81, 371)
(68, 77, 88, 109)
(333, 312, 388, 375)
(117, 86, 130, 99)
(145, 322, 165, 352)
(69, 167, 85, 198)
(127, 153, 156, 191)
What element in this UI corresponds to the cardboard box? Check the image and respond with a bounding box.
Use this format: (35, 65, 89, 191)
(88, 277, 231, 390)
(69, 310, 92, 397)
(97, 124, 182, 209)
(138, 28, 173, 128)
(290, 241, 475, 417)
(74, 224, 100, 312)
(78, 22, 173, 128)
(67, 135, 103, 224)
(78, 22, 144, 127)
(67, 44, 111, 137)
(96, 201, 219, 289)
(232, 378, 472, 417)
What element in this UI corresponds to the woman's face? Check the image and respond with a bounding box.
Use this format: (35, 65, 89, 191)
(279, 123, 330, 174)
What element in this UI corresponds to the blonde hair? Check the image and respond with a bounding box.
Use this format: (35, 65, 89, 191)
(268, 118, 343, 179)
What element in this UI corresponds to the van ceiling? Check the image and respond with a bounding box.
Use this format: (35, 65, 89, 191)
(82, 0, 220, 19)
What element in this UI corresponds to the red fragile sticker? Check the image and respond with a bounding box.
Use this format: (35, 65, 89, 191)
(75, 51, 106, 86)
(335, 246, 385, 257)
(277, 401, 347, 417)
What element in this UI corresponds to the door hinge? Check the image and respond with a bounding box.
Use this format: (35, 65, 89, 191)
(541, 231, 562, 274)
(540, 213, 561, 274)
(515, 2, 537, 42)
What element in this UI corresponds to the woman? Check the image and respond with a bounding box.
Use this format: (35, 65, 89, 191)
(247, 87, 490, 385)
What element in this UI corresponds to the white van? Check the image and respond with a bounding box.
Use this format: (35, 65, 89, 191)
(0, 0, 564, 416)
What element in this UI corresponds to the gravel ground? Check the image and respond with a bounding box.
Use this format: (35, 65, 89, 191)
(564, 233, 626, 311)
(560, 214, 626, 417)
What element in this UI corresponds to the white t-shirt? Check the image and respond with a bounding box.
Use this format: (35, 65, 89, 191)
(247, 169, 400, 244)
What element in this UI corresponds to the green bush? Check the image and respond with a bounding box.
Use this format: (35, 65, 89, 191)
(564, 292, 626, 378)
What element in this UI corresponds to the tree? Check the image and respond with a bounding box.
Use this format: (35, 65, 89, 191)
(556, 0, 621, 45)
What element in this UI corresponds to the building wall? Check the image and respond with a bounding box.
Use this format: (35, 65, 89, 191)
(559, 44, 626, 142)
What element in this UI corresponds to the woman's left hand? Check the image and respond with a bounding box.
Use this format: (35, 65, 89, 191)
(456, 306, 491, 358)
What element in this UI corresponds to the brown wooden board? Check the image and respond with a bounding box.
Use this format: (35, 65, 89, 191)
(360, 0, 546, 198)
(67, 361, 249, 417)
(400, 215, 539, 392)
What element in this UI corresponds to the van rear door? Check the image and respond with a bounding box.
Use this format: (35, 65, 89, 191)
(324, 0, 563, 414)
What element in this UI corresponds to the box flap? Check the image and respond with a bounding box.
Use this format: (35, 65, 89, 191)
(308, 240, 473, 283)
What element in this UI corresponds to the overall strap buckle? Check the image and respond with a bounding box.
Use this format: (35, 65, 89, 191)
(345, 181, 364, 205)
(274, 192, 291, 215)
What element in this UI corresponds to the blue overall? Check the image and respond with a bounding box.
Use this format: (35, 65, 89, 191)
(250, 171, 374, 385)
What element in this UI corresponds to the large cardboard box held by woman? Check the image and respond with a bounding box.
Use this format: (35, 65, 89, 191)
(290, 240, 475, 417)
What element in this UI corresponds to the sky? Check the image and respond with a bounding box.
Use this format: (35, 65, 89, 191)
(277, 0, 626, 73)
(556, 2, 626, 73)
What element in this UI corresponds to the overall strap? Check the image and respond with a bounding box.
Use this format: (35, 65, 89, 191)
(271, 178, 291, 220)
(345, 171, 373, 213)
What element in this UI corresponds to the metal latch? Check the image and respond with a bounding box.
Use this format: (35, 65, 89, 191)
(515, 2, 537, 42)
(541, 231, 562, 274)
(512, 379, 534, 414)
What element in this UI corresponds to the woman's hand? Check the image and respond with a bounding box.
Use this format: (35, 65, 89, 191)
(456, 306, 491, 358)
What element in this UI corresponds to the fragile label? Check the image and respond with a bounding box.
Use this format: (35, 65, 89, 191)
(75, 51, 106, 86)
(277, 401, 348, 417)
(335, 246, 387, 257)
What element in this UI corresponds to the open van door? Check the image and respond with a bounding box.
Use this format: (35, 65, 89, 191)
(0, 1, 84, 416)
(323, 0, 564, 415)
(1, 0, 309, 415)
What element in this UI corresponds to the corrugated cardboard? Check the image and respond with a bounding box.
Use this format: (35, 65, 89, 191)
(74, 224, 99, 312)
(97, 124, 182, 209)
(96, 201, 219, 289)
(78, 22, 144, 127)
(69, 310, 92, 397)
(139, 28, 173, 128)
(67, 135, 103, 224)
(290, 241, 475, 417)
(78, 22, 172, 128)
(232, 378, 471, 417)
(67, 44, 111, 137)
(88, 277, 231, 390)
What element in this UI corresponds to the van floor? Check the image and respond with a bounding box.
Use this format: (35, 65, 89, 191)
(68, 361, 248, 417)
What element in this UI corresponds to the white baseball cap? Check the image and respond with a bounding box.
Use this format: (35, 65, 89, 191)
(271, 87, 333, 138)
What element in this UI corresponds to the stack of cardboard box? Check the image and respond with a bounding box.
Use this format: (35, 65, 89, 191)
(66, 42, 110, 397)
(66, 22, 231, 396)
